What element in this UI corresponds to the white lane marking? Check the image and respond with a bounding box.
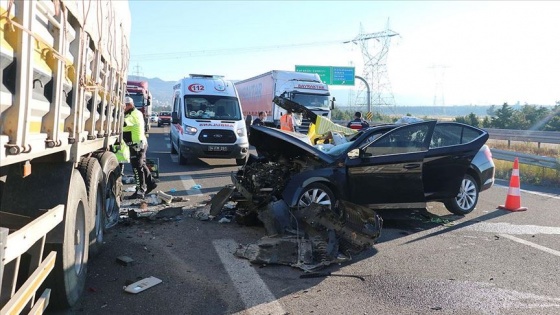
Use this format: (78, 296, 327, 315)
(496, 183, 560, 199)
(498, 233, 560, 257)
(164, 136, 170, 149)
(180, 175, 202, 196)
(213, 239, 286, 315)
(464, 222, 560, 235)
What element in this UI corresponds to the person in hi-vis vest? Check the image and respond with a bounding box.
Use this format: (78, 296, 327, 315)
(123, 96, 157, 199)
(280, 108, 295, 132)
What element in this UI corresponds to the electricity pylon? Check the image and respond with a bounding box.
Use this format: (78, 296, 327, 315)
(344, 21, 399, 114)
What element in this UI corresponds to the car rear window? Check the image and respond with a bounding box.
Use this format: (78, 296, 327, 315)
(430, 124, 483, 148)
(159, 112, 171, 116)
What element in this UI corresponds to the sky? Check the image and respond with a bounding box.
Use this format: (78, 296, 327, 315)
(128, 1, 560, 107)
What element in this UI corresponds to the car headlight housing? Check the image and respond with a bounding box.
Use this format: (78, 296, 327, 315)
(184, 124, 198, 135)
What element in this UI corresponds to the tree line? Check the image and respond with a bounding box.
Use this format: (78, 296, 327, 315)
(331, 101, 560, 131)
(453, 102, 560, 131)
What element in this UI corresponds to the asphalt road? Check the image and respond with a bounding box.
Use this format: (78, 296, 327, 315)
(56, 124, 560, 315)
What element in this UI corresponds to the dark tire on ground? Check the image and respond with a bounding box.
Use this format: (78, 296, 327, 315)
(297, 182, 336, 211)
(178, 143, 187, 165)
(444, 174, 479, 215)
(0, 179, 4, 204)
(235, 157, 247, 166)
(170, 134, 177, 154)
(96, 151, 121, 229)
(44, 169, 90, 309)
(78, 157, 105, 257)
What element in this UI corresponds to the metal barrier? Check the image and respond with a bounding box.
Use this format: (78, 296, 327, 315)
(480, 128, 560, 147)
(491, 149, 559, 169)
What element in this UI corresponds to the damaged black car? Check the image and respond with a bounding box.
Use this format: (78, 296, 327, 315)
(222, 98, 493, 270)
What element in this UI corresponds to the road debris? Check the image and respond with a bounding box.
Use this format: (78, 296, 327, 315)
(299, 272, 367, 281)
(116, 255, 135, 266)
(123, 276, 162, 294)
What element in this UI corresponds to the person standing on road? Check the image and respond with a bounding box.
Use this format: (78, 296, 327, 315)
(252, 111, 267, 126)
(280, 108, 295, 132)
(123, 96, 157, 199)
(347, 111, 370, 130)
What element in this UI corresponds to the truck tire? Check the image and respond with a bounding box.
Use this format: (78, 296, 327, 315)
(78, 157, 105, 257)
(44, 169, 90, 309)
(96, 151, 121, 229)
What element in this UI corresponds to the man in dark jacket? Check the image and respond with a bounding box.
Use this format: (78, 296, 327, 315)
(252, 111, 267, 126)
(347, 111, 370, 130)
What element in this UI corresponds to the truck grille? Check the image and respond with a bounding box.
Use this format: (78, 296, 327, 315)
(198, 129, 236, 144)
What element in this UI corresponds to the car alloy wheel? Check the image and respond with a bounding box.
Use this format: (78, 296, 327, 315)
(297, 183, 335, 210)
(444, 174, 479, 215)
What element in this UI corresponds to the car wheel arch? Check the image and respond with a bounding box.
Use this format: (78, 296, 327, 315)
(466, 167, 482, 192)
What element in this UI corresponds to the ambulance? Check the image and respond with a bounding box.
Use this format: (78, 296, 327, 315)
(170, 74, 249, 165)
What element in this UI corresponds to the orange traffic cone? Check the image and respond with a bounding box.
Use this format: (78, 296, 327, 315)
(498, 157, 527, 212)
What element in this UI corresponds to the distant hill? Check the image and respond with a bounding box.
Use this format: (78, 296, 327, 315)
(127, 76, 174, 109)
(128, 75, 556, 117)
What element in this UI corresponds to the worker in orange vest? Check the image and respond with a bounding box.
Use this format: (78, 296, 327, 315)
(280, 108, 295, 132)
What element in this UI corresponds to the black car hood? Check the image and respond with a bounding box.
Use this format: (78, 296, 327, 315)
(249, 125, 335, 164)
(273, 96, 318, 122)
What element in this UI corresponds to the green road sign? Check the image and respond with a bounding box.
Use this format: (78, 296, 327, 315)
(295, 65, 355, 86)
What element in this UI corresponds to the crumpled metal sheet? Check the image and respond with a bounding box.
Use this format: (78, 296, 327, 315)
(232, 200, 382, 271)
(234, 236, 313, 266)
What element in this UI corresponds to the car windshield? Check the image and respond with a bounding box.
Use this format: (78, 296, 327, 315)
(184, 95, 242, 120)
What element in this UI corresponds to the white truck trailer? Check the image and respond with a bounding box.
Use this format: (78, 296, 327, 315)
(235, 70, 334, 133)
(0, 0, 130, 312)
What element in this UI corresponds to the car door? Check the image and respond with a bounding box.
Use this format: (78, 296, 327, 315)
(422, 123, 489, 200)
(346, 121, 436, 208)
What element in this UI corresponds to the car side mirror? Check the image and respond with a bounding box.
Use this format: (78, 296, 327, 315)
(347, 148, 360, 159)
(172, 111, 179, 124)
(146, 95, 152, 106)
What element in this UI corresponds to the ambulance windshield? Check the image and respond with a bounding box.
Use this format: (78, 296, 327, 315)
(184, 96, 242, 120)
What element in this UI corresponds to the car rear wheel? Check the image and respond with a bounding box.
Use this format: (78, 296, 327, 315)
(297, 182, 335, 211)
(444, 174, 479, 215)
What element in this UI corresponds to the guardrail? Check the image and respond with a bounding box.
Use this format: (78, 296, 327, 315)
(481, 128, 560, 147)
(491, 149, 559, 170)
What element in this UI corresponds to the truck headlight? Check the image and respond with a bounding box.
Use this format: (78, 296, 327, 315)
(236, 127, 245, 137)
(184, 124, 198, 135)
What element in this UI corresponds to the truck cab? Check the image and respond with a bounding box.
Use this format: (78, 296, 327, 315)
(169, 74, 249, 166)
(126, 80, 152, 133)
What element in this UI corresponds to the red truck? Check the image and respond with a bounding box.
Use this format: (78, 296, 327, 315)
(126, 80, 152, 132)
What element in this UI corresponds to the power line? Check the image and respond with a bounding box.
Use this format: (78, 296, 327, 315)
(130, 39, 347, 61)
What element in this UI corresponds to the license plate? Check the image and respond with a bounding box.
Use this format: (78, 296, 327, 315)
(208, 146, 228, 152)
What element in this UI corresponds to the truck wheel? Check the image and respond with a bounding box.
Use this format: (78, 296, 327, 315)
(78, 157, 105, 257)
(44, 169, 89, 309)
(96, 151, 121, 229)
